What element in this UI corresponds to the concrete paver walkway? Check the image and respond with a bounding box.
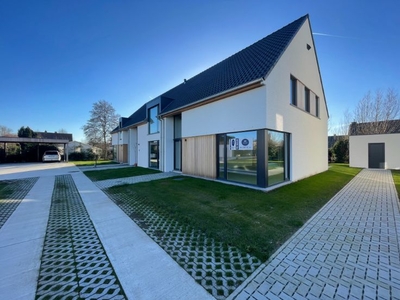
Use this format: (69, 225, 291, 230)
(230, 169, 400, 299)
(0, 163, 212, 300)
(1, 164, 400, 299)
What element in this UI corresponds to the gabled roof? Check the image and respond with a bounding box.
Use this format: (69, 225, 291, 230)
(160, 14, 308, 115)
(113, 14, 312, 132)
(349, 120, 400, 135)
(121, 104, 147, 128)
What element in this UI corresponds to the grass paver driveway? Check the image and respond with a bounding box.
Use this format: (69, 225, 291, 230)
(104, 164, 361, 262)
(84, 166, 161, 182)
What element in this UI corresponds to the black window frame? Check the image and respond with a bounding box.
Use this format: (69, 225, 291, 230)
(290, 76, 297, 106)
(148, 105, 159, 134)
(148, 140, 159, 169)
(305, 87, 311, 113)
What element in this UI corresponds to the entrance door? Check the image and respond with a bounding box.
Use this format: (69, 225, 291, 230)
(368, 143, 385, 169)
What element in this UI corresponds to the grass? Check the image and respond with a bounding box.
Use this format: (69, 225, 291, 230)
(71, 160, 118, 166)
(0, 181, 12, 199)
(392, 170, 400, 198)
(106, 163, 360, 261)
(84, 166, 161, 181)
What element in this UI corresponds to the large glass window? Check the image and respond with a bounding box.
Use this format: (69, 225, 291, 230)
(148, 106, 159, 134)
(219, 131, 257, 185)
(149, 140, 159, 168)
(218, 129, 289, 188)
(268, 131, 285, 185)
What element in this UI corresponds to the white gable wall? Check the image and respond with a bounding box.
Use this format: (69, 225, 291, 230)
(350, 134, 400, 169)
(265, 18, 328, 181)
(181, 86, 267, 137)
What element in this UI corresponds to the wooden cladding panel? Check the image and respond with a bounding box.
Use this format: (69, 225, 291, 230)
(118, 144, 128, 163)
(182, 135, 216, 178)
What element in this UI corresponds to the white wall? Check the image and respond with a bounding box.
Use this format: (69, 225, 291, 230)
(182, 86, 267, 137)
(137, 124, 161, 169)
(264, 18, 328, 182)
(350, 134, 400, 169)
(111, 133, 118, 145)
(162, 117, 174, 172)
(128, 128, 137, 165)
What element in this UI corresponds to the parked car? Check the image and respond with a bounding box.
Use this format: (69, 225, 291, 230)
(42, 150, 61, 162)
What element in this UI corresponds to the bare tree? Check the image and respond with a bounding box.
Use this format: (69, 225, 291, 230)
(0, 125, 14, 137)
(82, 100, 120, 159)
(350, 88, 400, 135)
(58, 128, 68, 133)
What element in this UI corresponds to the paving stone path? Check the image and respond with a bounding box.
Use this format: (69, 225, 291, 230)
(35, 175, 126, 299)
(94, 172, 179, 189)
(230, 169, 400, 300)
(0, 177, 38, 229)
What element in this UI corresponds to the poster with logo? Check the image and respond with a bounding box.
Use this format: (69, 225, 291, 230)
(229, 138, 253, 150)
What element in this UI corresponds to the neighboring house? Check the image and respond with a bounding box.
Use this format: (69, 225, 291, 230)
(67, 141, 102, 155)
(112, 15, 328, 188)
(349, 120, 400, 169)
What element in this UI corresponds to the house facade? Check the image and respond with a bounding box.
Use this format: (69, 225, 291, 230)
(349, 120, 400, 169)
(112, 15, 329, 188)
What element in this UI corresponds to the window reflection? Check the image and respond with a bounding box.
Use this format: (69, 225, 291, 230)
(268, 131, 285, 185)
(226, 131, 257, 185)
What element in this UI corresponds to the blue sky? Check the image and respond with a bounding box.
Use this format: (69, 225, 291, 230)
(1, 0, 399, 141)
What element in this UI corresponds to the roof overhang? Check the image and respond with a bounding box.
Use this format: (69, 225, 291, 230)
(0, 137, 70, 144)
(111, 120, 147, 134)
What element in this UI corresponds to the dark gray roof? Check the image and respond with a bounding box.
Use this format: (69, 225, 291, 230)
(114, 15, 310, 132)
(160, 15, 308, 114)
(349, 120, 400, 135)
(111, 104, 147, 133)
(122, 104, 147, 128)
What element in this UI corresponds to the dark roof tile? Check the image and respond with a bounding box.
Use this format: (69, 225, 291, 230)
(161, 15, 308, 114)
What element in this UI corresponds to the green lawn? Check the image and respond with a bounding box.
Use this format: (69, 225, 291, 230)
(106, 163, 360, 261)
(392, 170, 400, 198)
(0, 181, 11, 199)
(84, 166, 161, 181)
(71, 160, 118, 166)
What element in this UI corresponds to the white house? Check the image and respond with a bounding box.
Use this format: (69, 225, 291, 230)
(349, 120, 400, 169)
(112, 15, 329, 188)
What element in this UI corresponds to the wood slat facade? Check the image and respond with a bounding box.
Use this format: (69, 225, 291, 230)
(182, 135, 216, 178)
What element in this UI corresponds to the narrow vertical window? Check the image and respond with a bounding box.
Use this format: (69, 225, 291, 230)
(315, 96, 320, 117)
(290, 76, 297, 106)
(148, 106, 159, 134)
(174, 114, 182, 171)
(305, 87, 310, 113)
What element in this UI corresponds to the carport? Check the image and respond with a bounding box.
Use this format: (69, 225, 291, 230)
(0, 137, 71, 162)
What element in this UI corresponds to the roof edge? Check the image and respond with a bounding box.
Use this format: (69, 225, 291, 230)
(160, 78, 265, 117)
